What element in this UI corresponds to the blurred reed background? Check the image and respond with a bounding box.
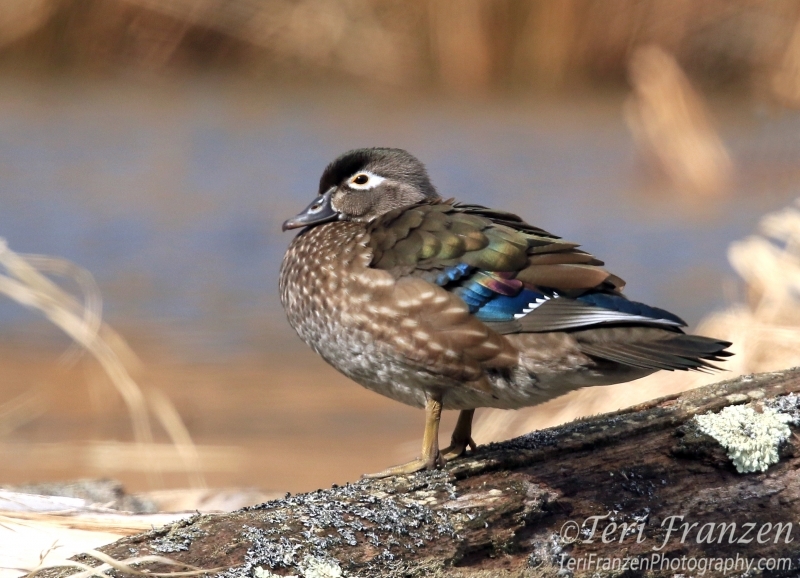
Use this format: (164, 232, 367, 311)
(1, 0, 800, 500)
(2, 0, 800, 94)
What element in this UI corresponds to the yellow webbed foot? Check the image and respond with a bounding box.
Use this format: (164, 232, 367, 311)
(362, 452, 445, 479)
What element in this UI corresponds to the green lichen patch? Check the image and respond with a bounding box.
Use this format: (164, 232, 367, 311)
(694, 405, 793, 473)
(298, 555, 343, 578)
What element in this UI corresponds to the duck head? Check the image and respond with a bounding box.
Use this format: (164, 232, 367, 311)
(282, 148, 440, 231)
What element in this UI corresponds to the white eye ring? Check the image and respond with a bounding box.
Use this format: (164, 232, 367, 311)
(348, 171, 386, 190)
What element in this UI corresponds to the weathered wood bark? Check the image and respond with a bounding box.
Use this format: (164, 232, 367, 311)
(46, 368, 800, 577)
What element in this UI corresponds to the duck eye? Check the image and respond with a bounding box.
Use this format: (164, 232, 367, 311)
(348, 170, 385, 190)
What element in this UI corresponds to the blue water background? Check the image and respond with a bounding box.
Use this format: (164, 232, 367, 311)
(0, 82, 798, 359)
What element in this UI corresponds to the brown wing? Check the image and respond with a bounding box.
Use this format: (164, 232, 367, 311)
(365, 201, 730, 375)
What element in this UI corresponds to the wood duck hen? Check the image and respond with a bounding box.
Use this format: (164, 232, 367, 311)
(279, 147, 732, 478)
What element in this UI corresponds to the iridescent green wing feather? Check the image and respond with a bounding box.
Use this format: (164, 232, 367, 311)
(367, 200, 690, 335)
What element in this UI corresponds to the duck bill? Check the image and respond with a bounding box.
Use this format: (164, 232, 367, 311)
(282, 189, 339, 231)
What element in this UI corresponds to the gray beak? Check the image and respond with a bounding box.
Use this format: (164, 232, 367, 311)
(282, 189, 339, 231)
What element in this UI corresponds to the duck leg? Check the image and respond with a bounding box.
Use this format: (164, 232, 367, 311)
(363, 393, 446, 478)
(441, 409, 477, 460)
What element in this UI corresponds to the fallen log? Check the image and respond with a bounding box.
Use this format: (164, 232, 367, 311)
(39, 368, 800, 577)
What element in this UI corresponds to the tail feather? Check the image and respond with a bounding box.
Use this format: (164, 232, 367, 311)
(577, 330, 732, 372)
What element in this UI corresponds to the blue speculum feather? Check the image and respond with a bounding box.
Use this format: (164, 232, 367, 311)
(474, 289, 546, 322)
(445, 265, 685, 326)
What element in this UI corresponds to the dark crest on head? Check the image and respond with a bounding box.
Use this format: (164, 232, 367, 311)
(319, 148, 438, 198)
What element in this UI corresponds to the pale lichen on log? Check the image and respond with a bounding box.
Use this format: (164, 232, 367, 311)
(36, 368, 800, 578)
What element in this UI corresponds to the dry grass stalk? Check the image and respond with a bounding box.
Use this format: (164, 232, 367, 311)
(0, 487, 271, 578)
(0, 517, 126, 578)
(0, 511, 187, 534)
(624, 44, 733, 197)
(0, 239, 206, 486)
(2, 510, 219, 578)
(473, 198, 800, 444)
(702, 199, 800, 373)
(22, 548, 223, 578)
(0, 241, 151, 447)
(147, 389, 205, 489)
